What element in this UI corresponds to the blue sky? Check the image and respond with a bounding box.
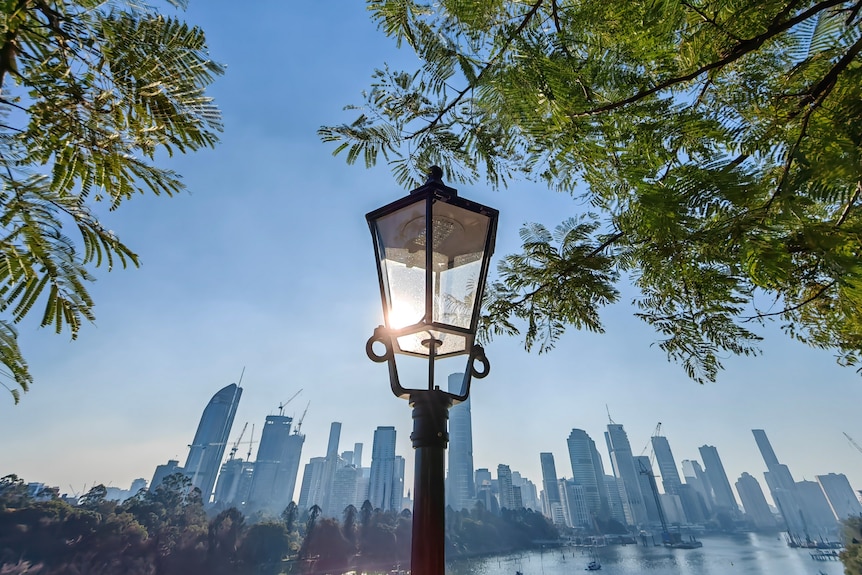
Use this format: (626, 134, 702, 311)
(2, 1, 862, 505)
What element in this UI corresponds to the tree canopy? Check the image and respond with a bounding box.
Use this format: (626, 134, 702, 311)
(0, 0, 222, 402)
(320, 0, 862, 382)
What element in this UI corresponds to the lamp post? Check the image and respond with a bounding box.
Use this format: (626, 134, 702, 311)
(365, 166, 498, 575)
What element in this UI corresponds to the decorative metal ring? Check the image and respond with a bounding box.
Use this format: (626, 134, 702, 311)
(366, 331, 392, 363)
(470, 345, 490, 379)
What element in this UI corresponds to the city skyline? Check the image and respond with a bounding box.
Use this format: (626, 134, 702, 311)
(2, 1, 862, 513)
(59, 378, 862, 529)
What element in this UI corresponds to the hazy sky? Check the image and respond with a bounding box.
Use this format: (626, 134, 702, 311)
(3, 2, 862, 506)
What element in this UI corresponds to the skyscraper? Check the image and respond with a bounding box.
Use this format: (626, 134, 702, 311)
(566, 429, 609, 519)
(796, 480, 839, 533)
(320, 422, 342, 516)
(817, 473, 862, 520)
(605, 424, 648, 526)
(368, 426, 398, 511)
(540, 452, 563, 523)
(447, 373, 475, 512)
(752, 429, 806, 534)
(633, 455, 662, 524)
(214, 457, 254, 507)
(651, 435, 683, 495)
(150, 459, 184, 492)
(698, 445, 739, 514)
(497, 464, 515, 509)
(298, 457, 326, 511)
(184, 383, 243, 503)
(559, 480, 590, 528)
(681, 459, 714, 512)
(246, 413, 305, 512)
(735, 472, 776, 530)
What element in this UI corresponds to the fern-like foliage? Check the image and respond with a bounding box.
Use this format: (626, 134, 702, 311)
(0, 0, 223, 402)
(323, 0, 862, 383)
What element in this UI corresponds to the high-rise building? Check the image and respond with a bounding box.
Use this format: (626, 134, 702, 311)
(246, 413, 304, 513)
(796, 480, 839, 534)
(560, 480, 590, 528)
(320, 422, 342, 516)
(633, 455, 662, 524)
(651, 435, 683, 495)
(675, 484, 705, 523)
(368, 426, 398, 511)
(817, 473, 862, 520)
(497, 464, 515, 509)
(752, 429, 781, 468)
(539, 453, 563, 522)
(447, 373, 475, 512)
(354, 443, 363, 468)
(752, 429, 806, 534)
(184, 383, 243, 502)
(603, 475, 627, 524)
(735, 472, 777, 530)
(566, 429, 609, 519)
(605, 424, 648, 526)
(298, 457, 326, 511)
(150, 459, 185, 491)
(329, 464, 360, 516)
(698, 445, 739, 514)
(651, 435, 690, 523)
(214, 458, 254, 507)
(394, 455, 406, 510)
(681, 459, 714, 512)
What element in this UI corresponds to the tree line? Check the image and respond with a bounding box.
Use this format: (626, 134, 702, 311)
(1, 473, 558, 575)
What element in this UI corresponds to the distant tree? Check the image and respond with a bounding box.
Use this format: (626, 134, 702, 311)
(342, 503, 358, 547)
(301, 517, 354, 574)
(207, 507, 245, 571)
(239, 521, 290, 572)
(842, 515, 862, 575)
(298, 504, 322, 560)
(77, 484, 108, 511)
(0, 0, 223, 403)
(322, 0, 862, 383)
(0, 474, 29, 510)
(281, 501, 299, 534)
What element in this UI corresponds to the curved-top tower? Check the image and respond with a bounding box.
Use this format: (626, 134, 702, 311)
(185, 383, 242, 503)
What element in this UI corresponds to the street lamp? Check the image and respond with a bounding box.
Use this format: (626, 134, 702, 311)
(366, 166, 498, 575)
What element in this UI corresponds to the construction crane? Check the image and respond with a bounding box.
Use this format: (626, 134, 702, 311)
(293, 401, 310, 435)
(638, 423, 701, 549)
(245, 424, 256, 461)
(278, 389, 303, 416)
(228, 422, 248, 460)
(844, 432, 862, 456)
(638, 423, 672, 545)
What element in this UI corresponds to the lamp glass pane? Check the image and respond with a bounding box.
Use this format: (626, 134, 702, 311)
(430, 200, 491, 331)
(370, 194, 492, 357)
(372, 199, 427, 329)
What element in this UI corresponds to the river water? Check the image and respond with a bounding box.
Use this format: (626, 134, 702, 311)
(447, 534, 845, 575)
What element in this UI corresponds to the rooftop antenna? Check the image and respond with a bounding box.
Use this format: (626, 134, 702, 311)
(606, 404, 615, 424)
(237, 366, 246, 388)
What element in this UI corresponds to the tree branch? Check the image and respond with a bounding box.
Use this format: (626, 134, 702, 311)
(572, 0, 846, 118)
(681, 1, 742, 41)
(743, 280, 837, 321)
(761, 104, 814, 212)
(835, 181, 861, 227)
(409, 0, 545, 139)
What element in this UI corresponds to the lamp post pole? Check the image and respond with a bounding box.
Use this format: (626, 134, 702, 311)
(365, 167, 498, 575)
(409, 389, 452, 575)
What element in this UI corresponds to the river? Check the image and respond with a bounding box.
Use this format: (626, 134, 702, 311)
(446, 534, 845, 575)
